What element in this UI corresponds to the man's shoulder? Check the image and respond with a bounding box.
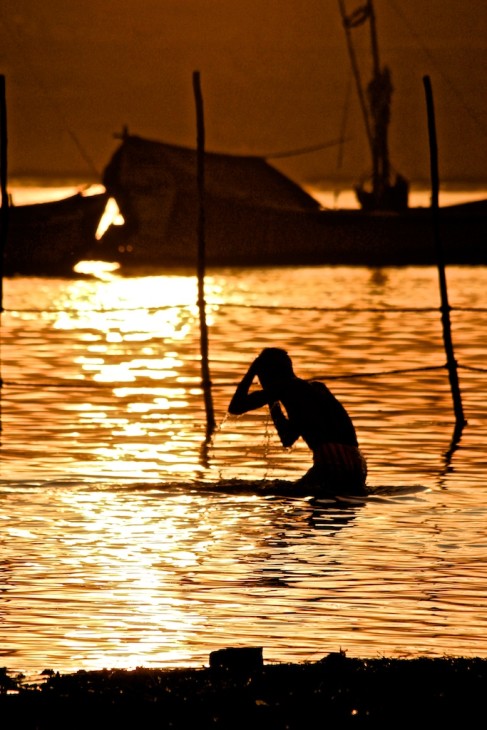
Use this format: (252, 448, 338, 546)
(308, 379, 330, 392)
(307, 379, 338, 403)
(283, 377, 331, 398)
(290, 378, 332, 398)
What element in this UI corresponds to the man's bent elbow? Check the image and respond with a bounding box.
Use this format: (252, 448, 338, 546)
(228, 400, 246, 416)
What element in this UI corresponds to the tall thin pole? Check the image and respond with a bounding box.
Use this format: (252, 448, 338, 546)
(193, 70, 215, 440)
(0, 74, 7, 432)
(0, 74, 7, 315)
(423, 75, 465, 431)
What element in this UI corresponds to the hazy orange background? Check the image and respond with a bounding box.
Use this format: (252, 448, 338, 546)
(0, 0, 486, 187)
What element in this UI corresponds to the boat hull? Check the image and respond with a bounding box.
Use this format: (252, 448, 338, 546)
(96, 192, 487, 269)
(2, 192, 108, 276)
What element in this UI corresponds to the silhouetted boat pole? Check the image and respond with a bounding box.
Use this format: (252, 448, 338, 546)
(423, 75, 466, 432)
(0, 74, 7, 315)
(0, 74, 7, 430)
(193, 70, 215, 439)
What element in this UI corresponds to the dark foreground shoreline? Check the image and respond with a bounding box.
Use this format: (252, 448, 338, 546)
(2, 653, 487, 728)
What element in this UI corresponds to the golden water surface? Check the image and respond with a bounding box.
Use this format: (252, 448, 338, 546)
(1, 264, 487, 679)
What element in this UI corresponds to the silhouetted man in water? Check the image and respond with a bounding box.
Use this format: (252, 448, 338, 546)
(228, 348, 367, 496)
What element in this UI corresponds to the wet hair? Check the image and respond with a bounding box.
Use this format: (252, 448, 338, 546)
(254, 348, 294, 382)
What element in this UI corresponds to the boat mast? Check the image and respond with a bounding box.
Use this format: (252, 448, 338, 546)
(338, 0, 401, 209)
(366, 0, 392, 205)
(338, 0, 374, 157)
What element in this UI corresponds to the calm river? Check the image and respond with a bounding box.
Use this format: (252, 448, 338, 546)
(1, 263, 487, 680)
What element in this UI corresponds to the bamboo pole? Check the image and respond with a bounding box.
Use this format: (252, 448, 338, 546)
(192, 70, 215, 440)
(423, 75, 466, 432)
(0, 74, 7, 315)
(0, 74, 7, 431)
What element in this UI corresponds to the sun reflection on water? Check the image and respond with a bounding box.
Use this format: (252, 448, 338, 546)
(45, 489, 222, 671)
(40, 272, 224, 480)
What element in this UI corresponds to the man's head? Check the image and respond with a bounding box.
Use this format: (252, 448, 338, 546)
(254, 348, 294, 387)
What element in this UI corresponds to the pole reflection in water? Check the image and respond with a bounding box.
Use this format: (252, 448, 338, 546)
(1, 265, 487, 679)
